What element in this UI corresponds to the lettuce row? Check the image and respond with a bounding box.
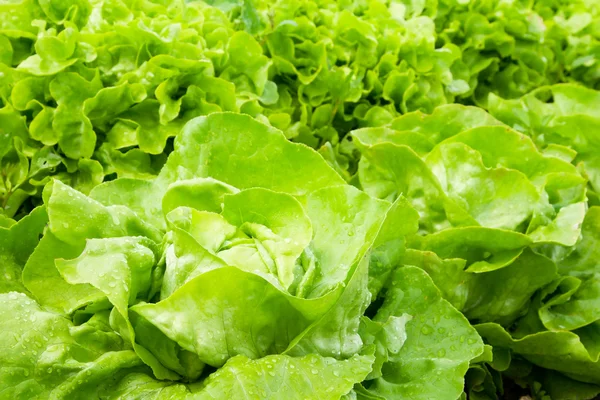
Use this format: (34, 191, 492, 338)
(3, 100, 600, 398)
(1, 0, 600, 397)
(207, 0, 600, 136)
(1, 0, 600, 218)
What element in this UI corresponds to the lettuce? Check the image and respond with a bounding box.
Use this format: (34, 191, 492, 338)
(2, 0, 600, 399)
(2, 0, 599, 219)
(353, 98, 600, 398)
(489, 84, 600, 204)
(2, 114, 483, 399)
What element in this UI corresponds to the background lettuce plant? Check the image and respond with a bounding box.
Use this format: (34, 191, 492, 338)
(2, 0, 600, 218)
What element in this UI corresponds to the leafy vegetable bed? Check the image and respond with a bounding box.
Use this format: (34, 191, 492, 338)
(1, 0, 600, 399)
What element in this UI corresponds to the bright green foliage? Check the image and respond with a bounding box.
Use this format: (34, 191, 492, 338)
(360, 266, 483, 400)
(349, 100, 600, 398)
(2, 0, 600, 399)
(352, 104, 586, 243)
(0, 0, 599, 217)
(489, 84, 600, 203)
(2, 114, 484, 399)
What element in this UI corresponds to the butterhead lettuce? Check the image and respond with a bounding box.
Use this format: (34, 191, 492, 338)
(2, 113, 484, 399)
(2, 0, 600, 399)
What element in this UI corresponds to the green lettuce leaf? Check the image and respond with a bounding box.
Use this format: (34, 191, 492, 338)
(0, 292, 145, 399)
(361, 266, 484, 400)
